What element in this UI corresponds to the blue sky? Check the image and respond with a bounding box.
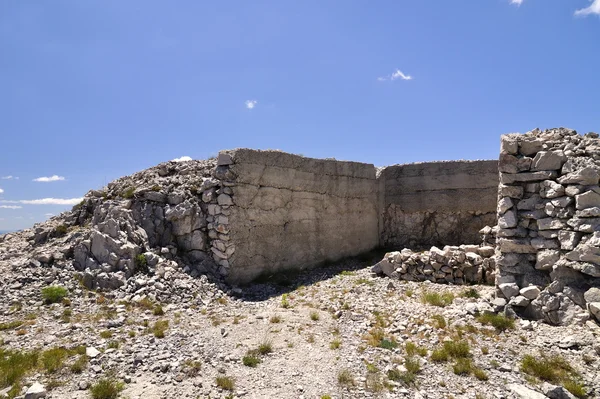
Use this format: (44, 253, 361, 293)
(1, 0, 599, 231)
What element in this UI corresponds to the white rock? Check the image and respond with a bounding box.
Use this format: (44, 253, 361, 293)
(507, 384, 546, 399)
(520, 286, 541, 300)
(86, 347, 101, 358)
(24, 382, 46, 399)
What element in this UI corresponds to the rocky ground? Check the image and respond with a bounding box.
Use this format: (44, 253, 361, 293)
(1, 251, 599, 399)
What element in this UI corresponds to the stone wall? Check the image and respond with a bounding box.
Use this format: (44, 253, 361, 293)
(379, 161, 498, 249)
(217, 149, 380, 284)
(496, 128, 600, 325)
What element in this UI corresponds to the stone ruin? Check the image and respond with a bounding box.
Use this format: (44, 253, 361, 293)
(6, 127, 599, 326)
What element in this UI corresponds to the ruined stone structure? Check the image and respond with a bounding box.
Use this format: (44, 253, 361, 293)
(495, 128, 600, 325)
(214, 150, 498, 283)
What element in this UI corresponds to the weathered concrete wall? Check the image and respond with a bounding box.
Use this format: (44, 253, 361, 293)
(380, 161, 498, 249)
(220, 149, 380, 284)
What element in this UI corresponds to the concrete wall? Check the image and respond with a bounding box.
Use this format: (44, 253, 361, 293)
(222, 149, 380, 284)
(380, 161, 498, 249)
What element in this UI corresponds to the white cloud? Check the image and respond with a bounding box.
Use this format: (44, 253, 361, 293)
(0, 205, 21, 209)
(19, 198, 83, 205)
(171, 156, 192, 162)
(0, 188, 3, 194)
(575, 0, 600, 16)
(33, 175, 65, 182)
(1, 176, 16, 180)
(510, 0, 523, 6)
(0, 200, 19, 204)
(44, 213, 55, 217)
(378, 69, 413, 82)
(245, 100, 258, 109)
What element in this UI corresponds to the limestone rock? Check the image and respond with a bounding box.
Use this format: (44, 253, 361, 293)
(520, 286, 541, 300)
(575, 190, 600, 210)
(531, 151, 566, 171)
(24, 382, 46, 399)
(507, 384, 546, 399)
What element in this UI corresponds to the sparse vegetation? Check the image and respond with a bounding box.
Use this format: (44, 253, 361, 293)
(477, 313, 515, 332)
(421, 291, 454, 307)
(122, 187, 136, 199)
(461, 288, 480, 299)
(153, 304, 164, 316)
(270, 315, 282, 323)
(41, 285, 68, 304)
(281, 293, 290, 308)
(337, 369, 355, 388)
(431, 314, 447, 329)
(405, 341, 428, 357)
(135, 254, 148, 271)
(54, 224, 68, 236)
(99, 330, 113, 339)
(242, 352, 261, 367)
(89, 378, 125, 399)
(257, 339, 273, 355)
(310, 311, 320, 321)
(330, 338, 342, 350)
(520, 354, 586, 398)
(0, 320, 24, 331)
(152, 320, 169, 338)
(215, 375, 235, 391)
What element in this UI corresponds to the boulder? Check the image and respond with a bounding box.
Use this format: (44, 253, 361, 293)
(520, 286, 541, 300)
(531, 151, 566, 171)
(575, 190, 600, 210)
(24, 382, 46, 399)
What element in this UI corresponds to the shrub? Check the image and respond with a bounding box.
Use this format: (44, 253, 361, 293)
(89, 378, 124, 399)
(54, 224, 68, 236)
(405, 342, 427, 357)
(430, 348, 449, 362)
(215, 376, 235, 391)
(99, 330, 112, 339)
(269, 315, 281, 323)
(422, 291, 454, 307)
(310, 311, 320, 321)
(473, 367, 489, 381)
(134, 254, 148, 271)
(41, 286, 68, 304)
(476, 313, 515, 332)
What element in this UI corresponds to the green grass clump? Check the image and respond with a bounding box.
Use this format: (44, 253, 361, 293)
(41, 285, 68, 304)
(134, 254, 148, 271)
(153, 305, 164, 316)
(152, 320, 169, 338)
(54, 224, 68, 236)
(476, 313, 515, 332)
(269, 315, 281, 323)
(70, 355, 88, 374)
(387, 357, 420, 386)
(215, 376, 235, 391)
(337, 369, 355, 387)
(257, 340, 273, 355)
(521, 354, 587, 398)
(122, 187, 136, 199)
(461, 288, 480, 299)
(89, 378, 124, 399)
(443, 340, 471, 358)
(41, 347, 69, 374)
(430, 348, 449, 362)
(421, 291, 454, 307)
(0, 349, 39, 391)
(310, 311, 320, 321)
(281, 293, 290, 308)
(242, 352, 261, 367)
(452, 358, 474, 375)
(330, 338, 342, 350)
(405, 341, 427, 357)
(340, 270, 356, 276)
(0, 320, 24, 331)
(431, 314, 447, 329)
(99, 330, 113, 339)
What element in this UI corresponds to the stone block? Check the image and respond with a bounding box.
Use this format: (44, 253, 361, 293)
(500, 171, 558, 184)
(531, 151, 566, 171)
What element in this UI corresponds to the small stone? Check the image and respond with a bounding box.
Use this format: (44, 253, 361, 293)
(499, 283, 520, 299)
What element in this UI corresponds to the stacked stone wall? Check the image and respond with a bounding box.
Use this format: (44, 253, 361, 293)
(496, 128, 600, 325)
